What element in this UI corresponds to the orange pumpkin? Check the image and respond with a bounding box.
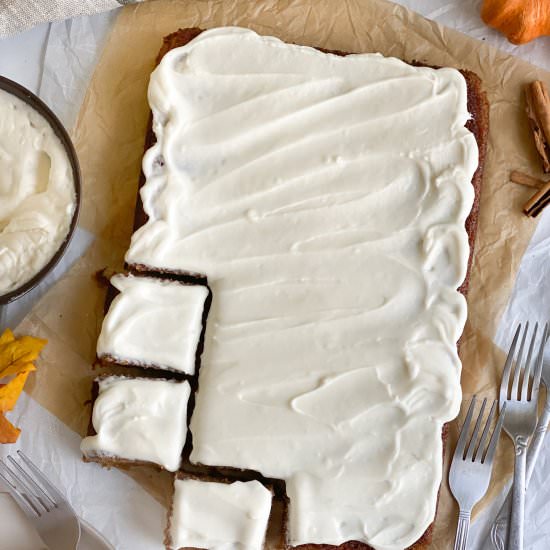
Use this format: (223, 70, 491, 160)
(481, 0, 550, 44)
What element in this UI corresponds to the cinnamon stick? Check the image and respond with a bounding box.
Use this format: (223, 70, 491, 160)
(523, 179, 550, 217)
(525, 81, 550, 173)
(510, 170, 546, 189)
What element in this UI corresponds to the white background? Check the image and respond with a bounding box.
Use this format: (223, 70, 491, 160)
(0, 2, 549, 549)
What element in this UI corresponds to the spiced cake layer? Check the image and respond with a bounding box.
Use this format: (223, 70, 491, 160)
(125, 27, 488, 550)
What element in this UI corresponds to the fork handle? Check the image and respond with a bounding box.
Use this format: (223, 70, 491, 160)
(526, 399, 550, 482)
(490, 404, 550, 550)
(453, 509, 471, 550)
(509, 436, 528, 550)
(488, 400, 550, 548)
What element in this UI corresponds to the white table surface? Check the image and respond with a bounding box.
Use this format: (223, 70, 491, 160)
(0, 2, 550, 549)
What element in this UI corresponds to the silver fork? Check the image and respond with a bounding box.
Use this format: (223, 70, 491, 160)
(499, 322, 548, 550)
(449, 396, 506, 550)
(0, 450, 81, 550)
(489, 322, 550, 549)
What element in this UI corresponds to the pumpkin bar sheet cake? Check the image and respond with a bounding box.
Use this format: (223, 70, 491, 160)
(86, 26, 488, 550)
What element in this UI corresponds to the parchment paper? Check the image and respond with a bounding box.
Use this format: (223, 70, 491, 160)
(16, 0, 550, 548)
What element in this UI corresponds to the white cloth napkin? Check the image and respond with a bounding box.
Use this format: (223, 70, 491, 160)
(0, 0, 141, 37)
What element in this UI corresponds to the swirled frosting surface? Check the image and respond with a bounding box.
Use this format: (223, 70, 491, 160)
(125, 27, 478, 549)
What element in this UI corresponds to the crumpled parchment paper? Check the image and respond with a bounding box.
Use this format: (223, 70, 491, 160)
(15, 0, 550, 547)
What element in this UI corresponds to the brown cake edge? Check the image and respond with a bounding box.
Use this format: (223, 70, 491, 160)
(127, 28, 488, 550)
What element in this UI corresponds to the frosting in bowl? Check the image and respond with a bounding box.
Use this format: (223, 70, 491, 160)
(0, 88, 76, 296)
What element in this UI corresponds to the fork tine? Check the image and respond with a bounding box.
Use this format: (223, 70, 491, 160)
(3, 457, 50, 515)
(511, 322, 529, 400)
(7, 456, 55, 510)
(521, 323, 538, 401)
(500, 324, 521, 403)
(16, 451, 64, 503)
(466, 398, 487, 460)
(473, 399, 497, 462)
(0, 460, 44, 516)
(531, 323, 549, 400)
(0, 467, 39, 517)
(484, 402, 507, 464)
(454, 396, 476, 459)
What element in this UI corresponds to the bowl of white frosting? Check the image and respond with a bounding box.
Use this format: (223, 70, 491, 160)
(0, 76, 80, 305)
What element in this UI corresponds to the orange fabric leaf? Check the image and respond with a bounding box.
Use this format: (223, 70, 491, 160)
(0, 329, 15, 346)
(0, 413, 21, 444)
(0, 334, 47, 376)
(0, 330, 47, 443)
(0, 371, 31, 412)
(0, 362, 36, 379)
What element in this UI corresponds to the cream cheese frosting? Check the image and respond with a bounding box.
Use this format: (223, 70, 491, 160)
(0, 88, 76, 295)
(97, 274, 208, 374)
(169, 478, 272, 550)
(80, 376, 190, 472)
(125, 27, 478, 549)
